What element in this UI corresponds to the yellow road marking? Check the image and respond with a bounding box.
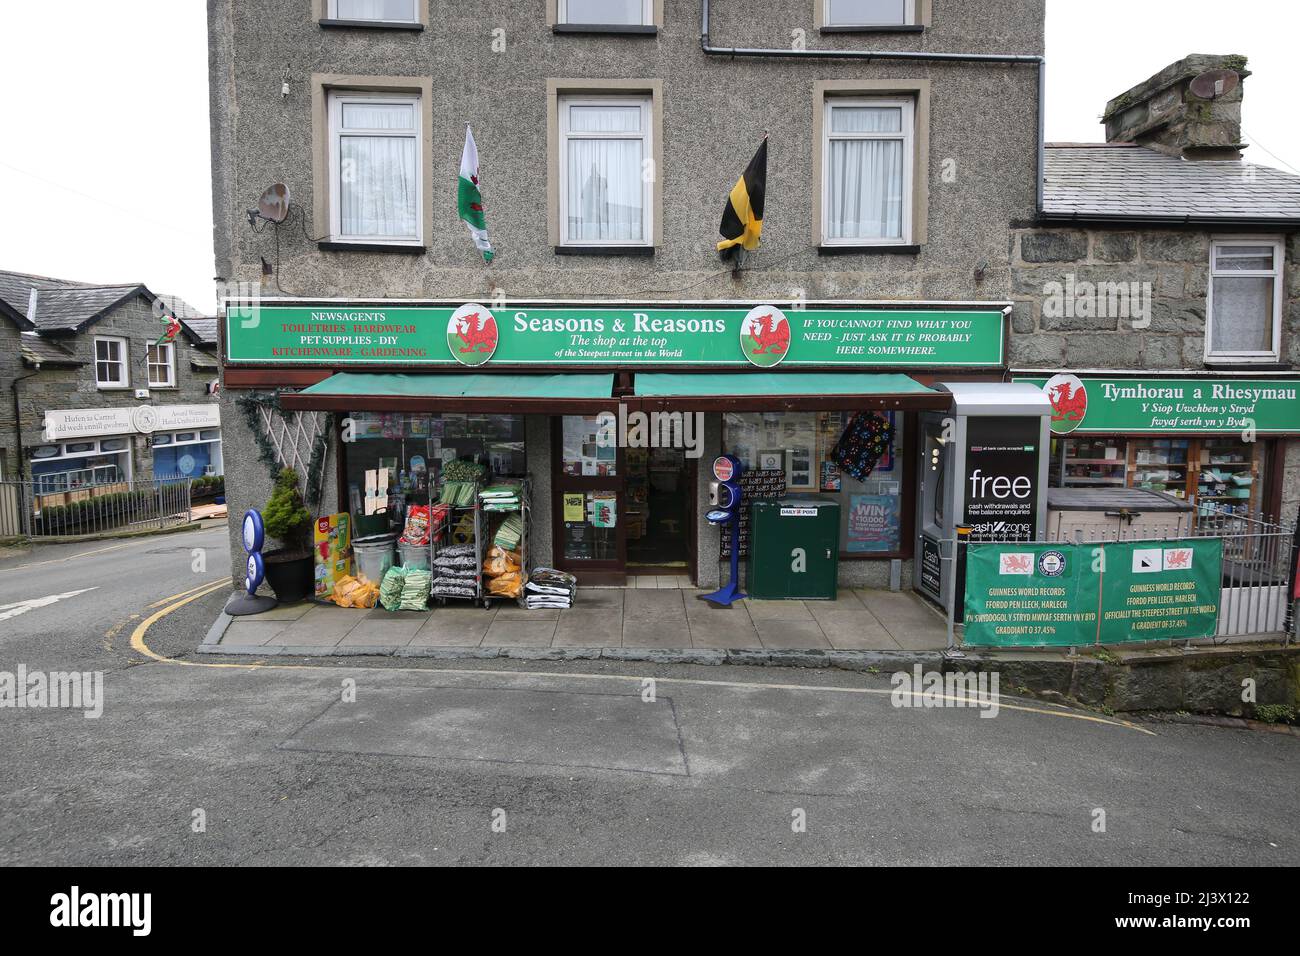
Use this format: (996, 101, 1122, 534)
(131, 586, 1157, 736)
(148, 579, 227, 608)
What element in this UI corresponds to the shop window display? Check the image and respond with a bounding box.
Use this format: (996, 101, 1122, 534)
(723, 411, 904, 555)
(345, 413, 525, 536)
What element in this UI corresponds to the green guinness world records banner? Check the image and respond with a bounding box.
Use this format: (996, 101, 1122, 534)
(1016, 376, 1300, 434)
(223, 305, 1005, 368)
(964, 538, 1223, 647)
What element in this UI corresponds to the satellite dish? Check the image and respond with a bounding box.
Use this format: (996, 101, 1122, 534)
(1189, 69, 1239, 100)
(256, 183, 291, 224)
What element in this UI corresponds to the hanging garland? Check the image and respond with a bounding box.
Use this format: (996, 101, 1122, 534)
(234, 392, 333, 511)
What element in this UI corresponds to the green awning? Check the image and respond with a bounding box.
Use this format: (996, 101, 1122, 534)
(279, 372, 616, 412)
(631, 372, 948, 411)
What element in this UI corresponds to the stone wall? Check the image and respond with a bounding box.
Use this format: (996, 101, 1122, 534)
(15, 293, 219, 480)
(1009, 227, 1299, 370)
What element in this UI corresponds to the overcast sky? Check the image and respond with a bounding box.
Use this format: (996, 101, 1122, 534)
(0, 0, 1295, 316)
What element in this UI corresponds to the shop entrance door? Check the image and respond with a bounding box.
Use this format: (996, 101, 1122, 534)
(626, 446, 696, 576)
(553, 415, 627, 585)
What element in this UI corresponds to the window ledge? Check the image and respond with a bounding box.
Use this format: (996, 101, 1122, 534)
(820, 24, 924, 34)
(818, 244, 920, 256)
(552, 24, 658, 35)
(318, 241, 427, 255)
(1203, 360, 1288, 370)
(555, 245, 655, 257)
(319, 18, 424, 31)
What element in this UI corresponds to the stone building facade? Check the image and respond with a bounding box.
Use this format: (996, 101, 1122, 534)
(209, 0, 1046, 587)
(0, 272, 222, 488)
(1009, 55, 1300, 525)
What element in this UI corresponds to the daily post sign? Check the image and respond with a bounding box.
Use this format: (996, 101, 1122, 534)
(963, 538, 1222, 647)
(1016, 375, 1300, 434)
(224, 304, 1005, 368)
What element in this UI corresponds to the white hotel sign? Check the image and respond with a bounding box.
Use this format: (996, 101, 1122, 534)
(42, 404, 221, 441)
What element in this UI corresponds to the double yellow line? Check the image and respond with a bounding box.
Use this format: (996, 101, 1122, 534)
(129, 580, 1157, 735)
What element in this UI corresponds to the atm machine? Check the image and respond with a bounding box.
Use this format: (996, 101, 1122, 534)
(915, 382, 1052, 615)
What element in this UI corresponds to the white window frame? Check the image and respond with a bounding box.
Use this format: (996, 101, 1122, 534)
(93, 336, 129, 389)
(558, 0, 652, 26)
(327, 0, 419, 24)
(825, 0, 916, 27)
(558, 95, 654, 248)
(327, 91, 423, 245)
(821, 97, 914, 247)
(1204, 236, 1284, 364)
(147, 341, 176, 388)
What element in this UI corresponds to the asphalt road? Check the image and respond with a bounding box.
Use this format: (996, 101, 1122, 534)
(0, 528, 1296, 866)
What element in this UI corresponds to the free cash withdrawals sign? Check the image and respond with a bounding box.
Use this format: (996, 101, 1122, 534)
(1016, 376, 1300, 434)
(963, 538, 1222, 647)
(223, 304, 1005, 368)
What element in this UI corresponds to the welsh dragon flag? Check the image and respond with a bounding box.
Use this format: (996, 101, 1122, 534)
(457, 125, 494, 263)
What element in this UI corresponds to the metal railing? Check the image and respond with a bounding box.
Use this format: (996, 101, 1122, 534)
(947, 504, 1296, 647)
(0, 478, 193, 539)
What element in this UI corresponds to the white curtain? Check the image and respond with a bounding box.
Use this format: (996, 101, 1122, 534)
(564, 0, 643, 24)
(827, 142, 903, 241)
(335, 0, 414, 21)
(340, 136, 417, 238)
(565, 106, 644, 242)
(1211, 277, 1273, 351)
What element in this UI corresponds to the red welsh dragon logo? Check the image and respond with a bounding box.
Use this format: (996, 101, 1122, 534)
(747, 313, 790, 356)
(1047, 379, 1087, 426)
(453, 312, 497, 353)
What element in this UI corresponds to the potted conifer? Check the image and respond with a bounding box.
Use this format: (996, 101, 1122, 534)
(261, 467, 314, 603)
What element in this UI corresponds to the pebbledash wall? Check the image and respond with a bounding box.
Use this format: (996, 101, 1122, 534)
(209, 0, 1045, 586)
(1008, 228, 1300, 521)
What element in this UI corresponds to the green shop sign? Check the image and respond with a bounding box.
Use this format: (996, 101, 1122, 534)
(1016, 375, 1300, 435)
(963, 538, 1223, 647)
(224, 303, 1005, 368)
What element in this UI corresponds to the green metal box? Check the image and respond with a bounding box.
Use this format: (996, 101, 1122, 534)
(746, 496, 841, 600)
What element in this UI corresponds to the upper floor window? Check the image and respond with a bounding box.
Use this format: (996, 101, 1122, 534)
(328, 92, 422, 245)
(825, 0, 915, 26)
(559, 96, 653, 247)
(148, 342, 176, 388)
(1206, 239, 1284, 363)
(822, 98, 914, 246)
(560, 0, 651, 25)
(329, 0, 418, 24)
(94, 336, 128, 388)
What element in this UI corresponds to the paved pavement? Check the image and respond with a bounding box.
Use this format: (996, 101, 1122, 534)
(0, 529, 1295, 865)
(214, 587, 949, 653)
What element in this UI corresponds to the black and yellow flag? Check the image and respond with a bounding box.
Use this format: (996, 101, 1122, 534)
(717, 137, 767, 257)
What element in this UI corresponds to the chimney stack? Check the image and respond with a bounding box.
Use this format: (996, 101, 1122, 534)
(1102, 54, 1250, 160)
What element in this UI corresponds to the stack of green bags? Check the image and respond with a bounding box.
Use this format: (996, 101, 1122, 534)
(494, 513, 523, 550)
(379, 566, 407, 611)
(439, 481, 477, 507)
(399, 569, 431, 610)
(480, 482, 521, 512)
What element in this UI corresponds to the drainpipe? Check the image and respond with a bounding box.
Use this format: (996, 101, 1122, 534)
(11, 365, 41, 481)
(699, 0, 1047, 212)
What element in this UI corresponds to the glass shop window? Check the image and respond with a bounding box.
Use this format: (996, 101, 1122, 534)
(722, 410, 905, 555)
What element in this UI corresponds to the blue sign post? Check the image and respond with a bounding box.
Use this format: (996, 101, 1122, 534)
(225, 509, 279, 616)
(699, 455, 747, 607)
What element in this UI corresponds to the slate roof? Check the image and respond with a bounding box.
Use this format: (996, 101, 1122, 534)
(1043, 143, 1300, 224)
(0, 269, 144, 333)
(19, 331, 83, 367)
(180, 316, 219, 347)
